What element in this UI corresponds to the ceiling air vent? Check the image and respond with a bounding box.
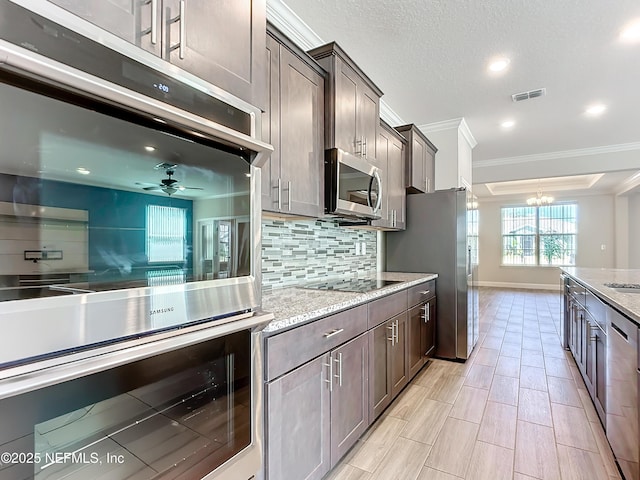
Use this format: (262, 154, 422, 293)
(511, 88, 546, 102)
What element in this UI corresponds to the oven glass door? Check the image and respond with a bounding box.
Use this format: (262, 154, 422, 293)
(0, 330, 251, 479)
(0, 75, 252, 302)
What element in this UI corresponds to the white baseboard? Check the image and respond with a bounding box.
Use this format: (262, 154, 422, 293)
(476, 281, 561, 292)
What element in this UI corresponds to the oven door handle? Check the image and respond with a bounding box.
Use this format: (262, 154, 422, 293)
(0, 312, 273, 401)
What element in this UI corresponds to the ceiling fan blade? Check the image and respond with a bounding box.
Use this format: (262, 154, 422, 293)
(143, 186, 162, 191)
(181, 186, 204, 190)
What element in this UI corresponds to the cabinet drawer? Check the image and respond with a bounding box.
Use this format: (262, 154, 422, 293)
(567, 278, 586, 306)
(408, 280, 436, 307)
(585, 289, 607, 330)
(368, 290, 408, 328)
(266, 304, 368, 381)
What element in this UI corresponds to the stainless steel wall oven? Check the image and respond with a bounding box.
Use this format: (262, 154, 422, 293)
(0, 1, 272, 478)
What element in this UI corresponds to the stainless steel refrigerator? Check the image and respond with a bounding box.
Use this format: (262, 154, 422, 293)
(386, 188, 479, 360)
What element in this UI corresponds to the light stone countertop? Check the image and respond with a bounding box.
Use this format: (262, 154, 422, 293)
(561, 267, 640, 325)
(261, 272, 437, 335)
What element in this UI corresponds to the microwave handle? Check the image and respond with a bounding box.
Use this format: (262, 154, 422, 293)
(370, 171, 382, 213)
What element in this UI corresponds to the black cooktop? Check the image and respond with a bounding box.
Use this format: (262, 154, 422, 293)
(301, 278, 401, 293)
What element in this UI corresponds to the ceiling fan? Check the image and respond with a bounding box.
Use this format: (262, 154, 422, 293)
(136, 162, 203, 196)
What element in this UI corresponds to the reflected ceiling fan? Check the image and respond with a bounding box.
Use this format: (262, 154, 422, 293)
(136, 162, 203, 196)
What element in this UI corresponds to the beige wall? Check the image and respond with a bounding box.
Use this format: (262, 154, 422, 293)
(477, 194, 616, 289)
(629, 193, 640, 268)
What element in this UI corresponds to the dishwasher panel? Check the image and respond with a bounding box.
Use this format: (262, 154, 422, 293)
(606, 309, 639, 480)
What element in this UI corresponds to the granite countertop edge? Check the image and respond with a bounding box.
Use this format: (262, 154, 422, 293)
(261, 272, 437, 335)
(561, 267, 640, 325)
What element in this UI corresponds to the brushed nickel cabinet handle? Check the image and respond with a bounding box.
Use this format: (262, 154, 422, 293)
(287, 180, 292, 211)
(141, 0, 158, 44)
(419, 290, 430, 295)
(334, 353, 343, 387)
(387, 324, 394, 345)
(277, 178, 282, 210)
(169, 1, 186, 59)
(323, 357, 333, 391)
(324, 328, 344, 339)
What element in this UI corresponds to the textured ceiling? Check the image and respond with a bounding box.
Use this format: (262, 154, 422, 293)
(281, 0, 640, 163)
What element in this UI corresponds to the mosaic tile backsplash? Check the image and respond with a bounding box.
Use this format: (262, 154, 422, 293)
(262, 219, 377, 290)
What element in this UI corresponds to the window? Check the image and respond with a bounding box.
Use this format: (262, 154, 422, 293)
(146, 205, 187, 263)
(501, 203, 577, 266)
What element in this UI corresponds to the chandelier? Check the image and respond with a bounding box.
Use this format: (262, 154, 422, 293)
(527, 187, 553, 206)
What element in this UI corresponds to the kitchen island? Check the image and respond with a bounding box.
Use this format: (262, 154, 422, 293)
(561, 267, 640, 480)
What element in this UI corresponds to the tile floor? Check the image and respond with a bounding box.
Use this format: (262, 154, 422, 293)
(326, 288, 621, 480)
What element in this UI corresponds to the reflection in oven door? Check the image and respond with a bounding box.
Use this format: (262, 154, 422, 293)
(0, 330, 253, 480)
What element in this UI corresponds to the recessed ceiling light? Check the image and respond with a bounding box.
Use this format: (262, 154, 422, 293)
(144, 145, 156, 152)
(585, 104, 607, 116)
(76, 167, 90, 175)
(501, 120, 516, 128)
(620, 19, 640, 43)
(488, 58, 510, 72)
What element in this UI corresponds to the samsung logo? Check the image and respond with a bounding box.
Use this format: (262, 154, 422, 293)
(149, 307, 175, 316)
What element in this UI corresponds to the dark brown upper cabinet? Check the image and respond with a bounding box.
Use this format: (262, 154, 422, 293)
(371, 120, 406, 230)
(262, 24, 325, 217)
(395, 124, 437, 194)
(47, 0, 266, 109)
(309, 43, 383, 163)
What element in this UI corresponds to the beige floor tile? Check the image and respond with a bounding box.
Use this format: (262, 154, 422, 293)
(514, 420, 561, 479)
(478, 401, 517, 449)
(474, 347, 500, 367)
(551, 403, 599, 452)
(400, 398, 451, 445)
(500, 343, 522, 358)
(495, 355, 521, 378)
(325, 463, 372, 480)
(368, 437, 430, 480)
(517, 388, 553, 427)
(488, 374, 519, 406)
(513, 473, 539, 479)
(350, 415, 407, 472)
(423, 373, 465, 404)
(544, 356, 573, 379)
(465, 441, 514, 480)
(589, 419, 622, 479)
(542, 342, 568, 359)
(520, 349, 545, 369)
(449, 385, 489, 424)
(547, 376, 582, 407)
(415, 467, 462, 480)
(481, 335, 503, 350)
(386, 384, 428, 421)
(425, 417, 479, 478)
(522, 338, 543, 352)
(557, 444, 609, 480)
(463, 364, 495, 390)
(519, 365, 548, 391)
(578, 387, 599, 423)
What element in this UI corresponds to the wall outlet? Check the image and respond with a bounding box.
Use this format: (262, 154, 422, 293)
(355, 242, 361, 255)
(361, 242, 367, 255)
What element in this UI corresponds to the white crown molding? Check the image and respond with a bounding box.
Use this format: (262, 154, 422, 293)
(266, 0, 323, 50)
(267, 0, 406, 126)
(475, 142, 640, 168)
(418, 117, 478, 148)
(418, 118, 463, 133)
(615, 170, 640, 196)
(459, 118, 478, 149)
(380, 100, 405, 126)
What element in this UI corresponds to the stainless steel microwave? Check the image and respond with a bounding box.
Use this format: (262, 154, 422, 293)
(324, 148, 382, 219)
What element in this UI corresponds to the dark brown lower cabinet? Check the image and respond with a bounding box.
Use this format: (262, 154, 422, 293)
(368, 313, 408, 421)
(266, 334, 368, 480)
(408, 298, 436, 378)
(266, 354, 331, 480)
